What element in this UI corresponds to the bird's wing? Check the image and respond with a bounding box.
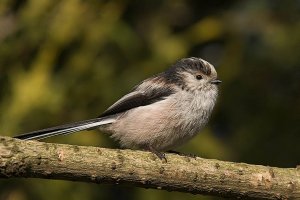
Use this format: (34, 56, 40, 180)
(99, 86, 175, 118)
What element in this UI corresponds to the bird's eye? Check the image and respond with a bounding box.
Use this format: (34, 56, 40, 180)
(196, 75, 202, 80)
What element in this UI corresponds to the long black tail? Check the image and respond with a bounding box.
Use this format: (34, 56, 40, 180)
(14, 117, 115, 140)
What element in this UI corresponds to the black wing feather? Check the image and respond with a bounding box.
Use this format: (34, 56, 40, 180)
(99, 87, 175, 117)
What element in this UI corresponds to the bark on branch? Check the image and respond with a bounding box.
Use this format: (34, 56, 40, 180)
(0, 136, 299, 199)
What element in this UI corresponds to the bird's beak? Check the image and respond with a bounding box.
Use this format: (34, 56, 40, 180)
(210, 79, 222, 85)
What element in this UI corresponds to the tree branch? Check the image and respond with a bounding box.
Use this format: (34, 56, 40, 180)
(0, 136, 299, 199)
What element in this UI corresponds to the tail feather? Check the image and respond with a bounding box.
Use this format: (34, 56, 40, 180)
(14, 117, 116, 140)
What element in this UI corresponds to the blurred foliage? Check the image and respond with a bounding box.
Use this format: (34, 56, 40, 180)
(0, 0, 299, 200)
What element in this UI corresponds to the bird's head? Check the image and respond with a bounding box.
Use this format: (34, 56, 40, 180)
(164, 57, 221, 92)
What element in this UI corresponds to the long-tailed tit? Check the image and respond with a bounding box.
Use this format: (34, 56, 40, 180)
(15, 57, 221, 160)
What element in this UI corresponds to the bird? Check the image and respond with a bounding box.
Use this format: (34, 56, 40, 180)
(14, 57, 221, 160)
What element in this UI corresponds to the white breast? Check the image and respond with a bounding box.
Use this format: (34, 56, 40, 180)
(167, 88, 218, 147)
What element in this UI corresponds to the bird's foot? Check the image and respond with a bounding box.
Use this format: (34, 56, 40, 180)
(148, 146, 167, 162)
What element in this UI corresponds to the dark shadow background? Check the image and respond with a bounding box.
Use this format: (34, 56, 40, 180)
(0, 0, 299, 200)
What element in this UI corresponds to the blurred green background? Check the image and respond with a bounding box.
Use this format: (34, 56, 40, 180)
(0, 0, 299, 200)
